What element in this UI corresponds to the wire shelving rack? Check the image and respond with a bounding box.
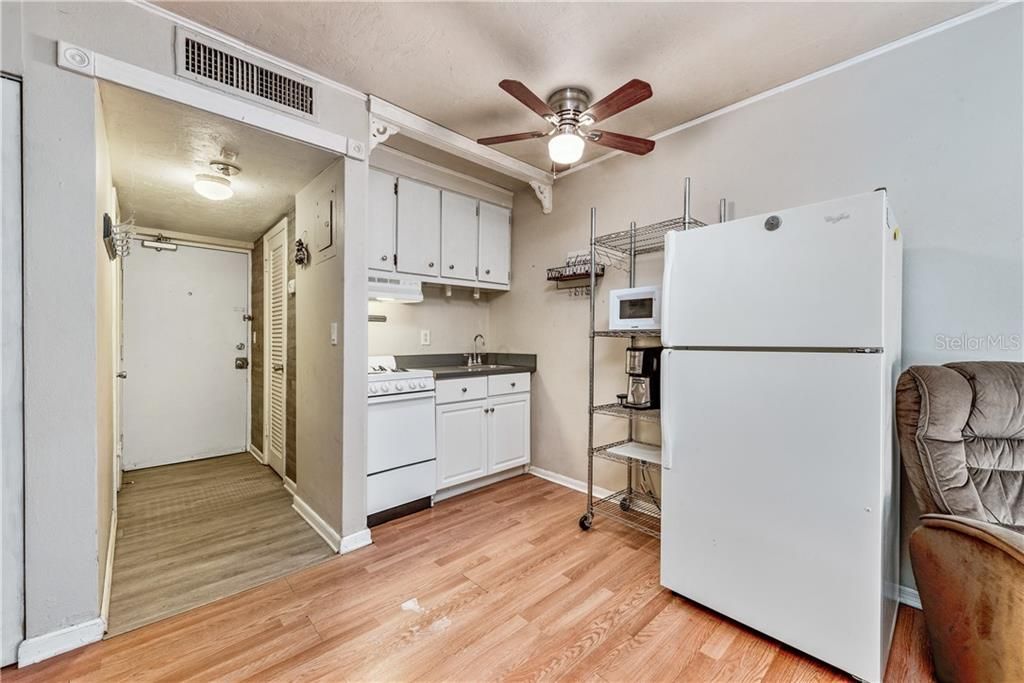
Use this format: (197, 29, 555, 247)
(579, 178, 719, 539)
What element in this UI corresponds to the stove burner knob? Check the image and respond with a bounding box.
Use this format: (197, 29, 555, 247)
(380, 384, 390, 393)
(369, 385, 378, 394)
(395, 382, 405, 391)
(420, 380, 428, 389)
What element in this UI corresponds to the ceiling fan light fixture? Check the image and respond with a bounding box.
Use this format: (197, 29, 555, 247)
(193, 173, 233, 201)
(548, 131, 585, 165)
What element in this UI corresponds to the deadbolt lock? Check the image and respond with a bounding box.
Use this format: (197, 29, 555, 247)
(235, 357, 249, 370)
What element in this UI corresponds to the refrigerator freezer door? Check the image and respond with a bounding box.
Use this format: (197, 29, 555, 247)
(662, 191, 887, 349)
(660, 349, 888, 682)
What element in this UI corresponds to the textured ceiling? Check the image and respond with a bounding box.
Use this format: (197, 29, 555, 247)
(157, 1, 980, 172)
(100, 81, 338, 241)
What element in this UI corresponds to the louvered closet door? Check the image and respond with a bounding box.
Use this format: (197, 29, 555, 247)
(265, 220, 288, 478)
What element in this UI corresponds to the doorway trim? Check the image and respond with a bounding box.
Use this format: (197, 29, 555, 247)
(262, 218, 288, 480)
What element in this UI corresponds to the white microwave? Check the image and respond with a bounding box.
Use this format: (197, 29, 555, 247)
(609, 285, 661, 330)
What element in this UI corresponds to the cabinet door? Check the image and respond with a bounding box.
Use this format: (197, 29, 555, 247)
(441, 191, 479, 281)
(396, 177, 441, 278)
(368, 169, 396, 272)
(488, 393, 530, 472)
(436, 400, 488, 488)
(478, 202, 511, 285)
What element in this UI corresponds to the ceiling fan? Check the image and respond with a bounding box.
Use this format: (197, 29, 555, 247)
(478, 79, 656, 167)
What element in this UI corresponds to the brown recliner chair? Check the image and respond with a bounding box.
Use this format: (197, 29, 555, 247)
(896, 361, 1024, 683)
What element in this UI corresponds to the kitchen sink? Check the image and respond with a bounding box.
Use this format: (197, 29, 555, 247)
(427, 364, 517, 373)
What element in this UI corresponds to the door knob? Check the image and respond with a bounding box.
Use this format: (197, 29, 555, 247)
(235, 357, 249, 370)
(236, 342, 245, 350)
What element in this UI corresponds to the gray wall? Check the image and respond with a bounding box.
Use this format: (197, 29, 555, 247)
(491, 5, 1023, 590)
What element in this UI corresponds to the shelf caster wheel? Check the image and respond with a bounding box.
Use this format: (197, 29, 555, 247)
(579, 514, 593, 531)
(619, 497, 632, 512)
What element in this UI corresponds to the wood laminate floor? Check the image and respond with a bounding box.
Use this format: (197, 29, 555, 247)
(8, 475, 934, 681)
(105, 452, 335, 636)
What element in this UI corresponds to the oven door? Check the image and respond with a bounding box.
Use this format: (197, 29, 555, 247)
(367, 391, 436, 475)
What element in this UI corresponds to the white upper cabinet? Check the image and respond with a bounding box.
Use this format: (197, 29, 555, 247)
(368, 169, 396, 272)
(441, 191, 479, 281)
(478, 202, 511, 285)
(372, 167, 512, 290)
(396, 177, 441, 278)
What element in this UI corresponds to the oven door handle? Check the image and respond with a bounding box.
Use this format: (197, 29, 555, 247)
(367, 392, 435, 405)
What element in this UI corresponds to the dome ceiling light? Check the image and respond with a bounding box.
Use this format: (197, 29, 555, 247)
(194, 149, 241, 201)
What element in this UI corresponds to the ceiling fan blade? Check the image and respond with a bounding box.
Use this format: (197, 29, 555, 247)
(588, 130, 656, 155)
(477, 131, 550, 146)
(582, 79, 653, 124)
(499, 80, 556, 120)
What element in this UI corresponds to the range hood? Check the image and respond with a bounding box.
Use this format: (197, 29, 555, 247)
(367, 274, 423, 303)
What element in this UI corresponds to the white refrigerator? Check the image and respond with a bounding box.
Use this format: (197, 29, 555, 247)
(659, 190, 902, 683)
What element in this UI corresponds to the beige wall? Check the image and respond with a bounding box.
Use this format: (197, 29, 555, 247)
(94, 84, 116, 601)
(491, 6, 1023, 591)
(295, 160, 345, 533)
(369, 287, 492, 357)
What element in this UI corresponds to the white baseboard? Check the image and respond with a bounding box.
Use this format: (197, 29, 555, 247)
(99, 508, 117, 627)
(899, 585, 922, 610)
(283, 476, 297, 496)
(340, 528, 372, 555)
(249, 445, 266, 465)
(528, 465, 614, 500)
(17, 618, 105, 666)
(292, 495, 341, 552)
(434, 466, 527, 503)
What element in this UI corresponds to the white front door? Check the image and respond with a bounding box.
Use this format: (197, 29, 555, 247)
(122, 243, 249, 470)
(264, 220, 288, 478)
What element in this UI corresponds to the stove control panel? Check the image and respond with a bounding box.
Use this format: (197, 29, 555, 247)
(368, 376, 435, 396)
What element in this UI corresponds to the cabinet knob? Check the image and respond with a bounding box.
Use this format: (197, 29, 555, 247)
(510, 382, 516, 387)
(428, 261, 435, 268)
(380, 255, 388, 262)
(485, 269, 491, 275)
(449, 264, 455, 270)
(461, 387, 468, 393)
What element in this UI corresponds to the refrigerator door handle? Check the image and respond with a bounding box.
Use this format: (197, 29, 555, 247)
(661, 233, 675, 342)
(661, 349, 673, 470)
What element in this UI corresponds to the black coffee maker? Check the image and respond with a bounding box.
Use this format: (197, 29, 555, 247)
(620, 346, 661, 409)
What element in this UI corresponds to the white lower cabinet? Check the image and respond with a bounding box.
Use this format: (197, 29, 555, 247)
(436, 400, 488, 488)
(487, 393, 530, 472)
(436, 375, 531, 491)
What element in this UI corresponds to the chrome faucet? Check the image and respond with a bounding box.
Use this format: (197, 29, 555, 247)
(467, 334, 485, 366)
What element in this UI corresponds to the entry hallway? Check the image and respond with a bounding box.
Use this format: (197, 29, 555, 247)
(106, 453, 334, 636)
(9, 476, 934, 681)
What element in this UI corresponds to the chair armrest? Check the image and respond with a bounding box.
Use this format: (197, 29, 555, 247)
(919, 513, 1024, 563)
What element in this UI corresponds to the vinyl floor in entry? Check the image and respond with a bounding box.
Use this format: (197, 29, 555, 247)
(9, 474, 934, 681)
(105, 452, 334, 636)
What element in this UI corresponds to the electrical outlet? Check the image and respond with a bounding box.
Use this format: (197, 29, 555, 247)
(420, 329, 431, 346)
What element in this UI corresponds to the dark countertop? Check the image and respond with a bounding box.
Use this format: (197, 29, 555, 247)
(394, 353, 536, 379)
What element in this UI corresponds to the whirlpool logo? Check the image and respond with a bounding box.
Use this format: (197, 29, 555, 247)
(824, 212, 851, 224)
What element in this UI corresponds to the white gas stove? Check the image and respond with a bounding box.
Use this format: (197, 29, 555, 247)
(366, 356, 436, 525)
(367, 355, 435, 397)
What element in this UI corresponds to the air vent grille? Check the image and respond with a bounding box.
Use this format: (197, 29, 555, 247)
(175, 29, 317, 120)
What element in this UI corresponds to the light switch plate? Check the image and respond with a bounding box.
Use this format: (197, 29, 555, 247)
(420, 329, 431, 346)
(330, 322, 338, 345)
